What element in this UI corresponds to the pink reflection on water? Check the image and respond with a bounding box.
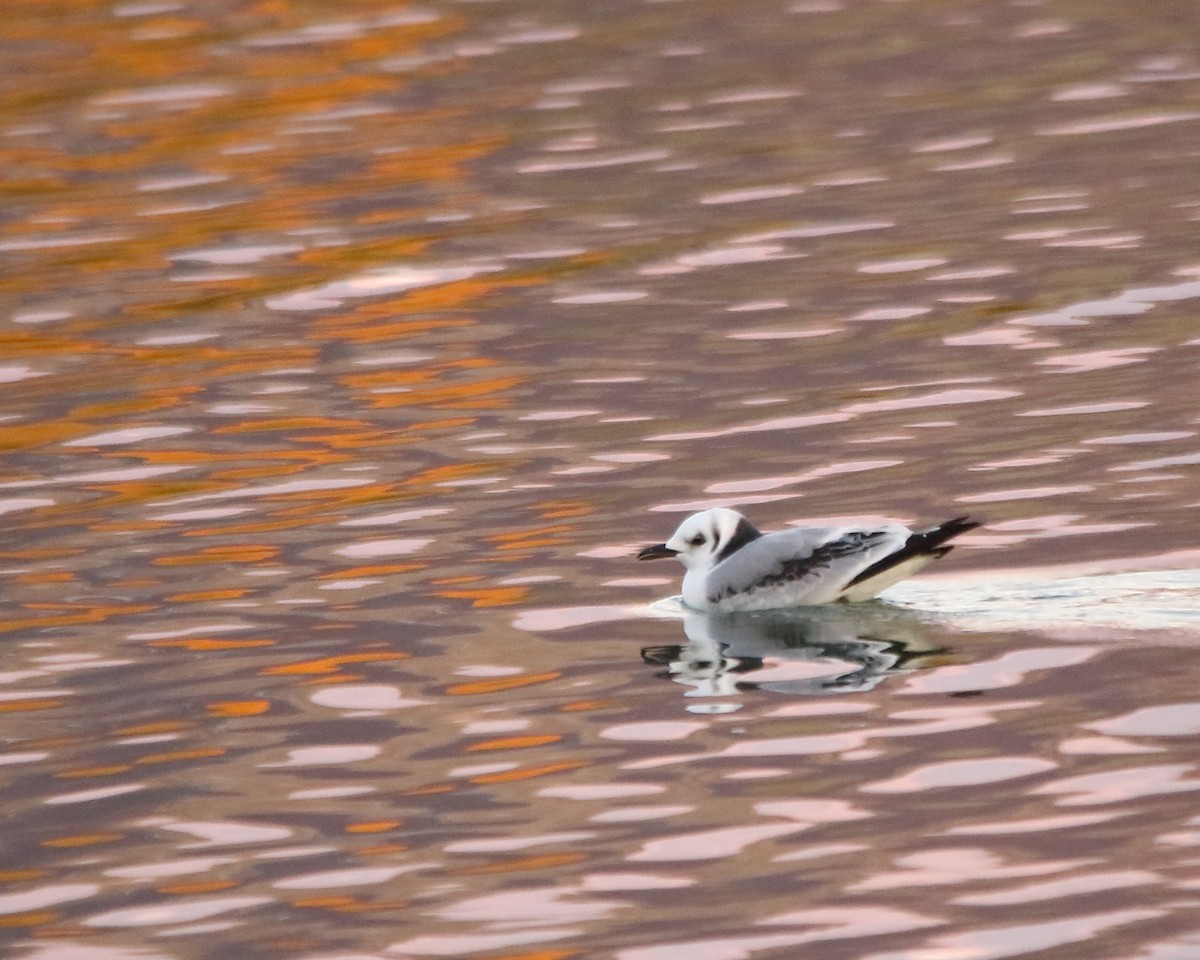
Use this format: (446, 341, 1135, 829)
(0, 884, 99, 915)
(589, 805, 695, 823)
(1018, 400, 1149, 416)
(956, 484, 1094, 503)
(273, 865, 425, 890)
(1058, 735, 1164, 755)
(616, 906, 940, 960)
(700, 184, 804, 205)
(156, 820, 293, 848)
(848, 305, 932, 321)
(395, 927, 584, 957)
(945, 325, 1057, 347)
(646, 411, 854, 442)
(773, 841, 869, 862)
(944, 811, 1131, 836)
(553, 290, 648, 304)
(1084, 431, 1195, 445)
(843, 387, 1020, 414)
(913, 133, 994, 153)
(1033, 764, 1200, 806)
(857, 256, 948, 273)
(627, 821, 809, 862)
(85, 896, 273, 928)
(726, 326, 841, 340)
(259, 745, 381, 768)
(986, 514, 1082, 531)
(850, 848, 1093, 893)
(1086, 703, 1200, 737)
(538, 784, 666, 800)
(734, 218, 893, 242)
(1039, 111, 1200, 135)
(1038, 347, 1159, 373)
(1110, 450, 1200, 472)
(1051, 82, 1128, 100)
(445, 832, 596, 854)
(901, 647, 1097, 695)
(434, 885, 627, 925)
(521, 149, 668, 174)
(600, 721, 708, 742)
(705, 460, 902, 494)
(932, 152, 1015, 172)
(754, 798, 871, 823)
(861, 756, 1058, 794)
(309, 684, 428, 711)
(864, 910, 1164, 960)
(581, 873, 694, 891)
(513, 604, 647, 631)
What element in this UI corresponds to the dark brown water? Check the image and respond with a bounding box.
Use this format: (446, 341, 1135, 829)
(3, 0, 1200, 958)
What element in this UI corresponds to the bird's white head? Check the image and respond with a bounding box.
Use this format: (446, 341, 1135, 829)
(637, 508, 760, 571)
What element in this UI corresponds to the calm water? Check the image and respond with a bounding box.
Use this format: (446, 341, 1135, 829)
(3, 0, 1200, 958)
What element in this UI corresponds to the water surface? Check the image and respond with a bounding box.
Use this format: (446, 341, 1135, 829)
(2, 0, 1200, 957)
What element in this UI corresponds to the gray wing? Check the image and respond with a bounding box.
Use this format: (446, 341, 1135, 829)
(706, 524, 910, 604)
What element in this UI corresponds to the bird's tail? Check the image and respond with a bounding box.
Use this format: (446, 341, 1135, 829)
(844, 516, 981, 590)
(914, 515, 983, 559)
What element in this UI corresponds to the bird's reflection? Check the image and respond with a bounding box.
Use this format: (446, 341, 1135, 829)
(641, 602, 944, 698)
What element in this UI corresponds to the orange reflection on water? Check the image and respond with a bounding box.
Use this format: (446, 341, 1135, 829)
(446, 672, 562, 696)
(0, 604, 155, 635)
(150, 637, 276, 651)
(467, 735, 563, 752)
(206, 700, 271, 718)
(435, 585, 530, 607)
(153, 544, 280, 565)
(260, 652, 409, 676)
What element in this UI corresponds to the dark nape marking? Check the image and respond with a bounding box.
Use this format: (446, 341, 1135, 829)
(714, 516, 764, 564)
(845, 516, 982, 588)
(716, 529, 886, 601)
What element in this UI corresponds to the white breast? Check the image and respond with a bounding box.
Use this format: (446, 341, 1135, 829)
(681, 569, 713, 610)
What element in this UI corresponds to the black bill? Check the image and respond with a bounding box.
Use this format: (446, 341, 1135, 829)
(637, 543, 677, 561)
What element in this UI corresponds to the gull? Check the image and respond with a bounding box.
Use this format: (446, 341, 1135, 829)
(637, 507, 980, 611)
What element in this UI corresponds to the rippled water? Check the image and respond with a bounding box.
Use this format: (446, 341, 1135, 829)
(3, 0, 1200, 957)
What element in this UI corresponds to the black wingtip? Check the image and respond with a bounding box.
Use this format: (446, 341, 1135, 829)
(844, 516, 982, 588)
(922, 516, 983, 550)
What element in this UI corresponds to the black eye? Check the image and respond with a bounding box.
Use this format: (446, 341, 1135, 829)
(689, 534, 706, 546)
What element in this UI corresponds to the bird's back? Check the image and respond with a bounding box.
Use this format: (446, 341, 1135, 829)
(701, 523, 911, 610)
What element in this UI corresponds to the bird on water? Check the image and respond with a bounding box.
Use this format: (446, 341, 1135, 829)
(637, 507, 980, 612)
